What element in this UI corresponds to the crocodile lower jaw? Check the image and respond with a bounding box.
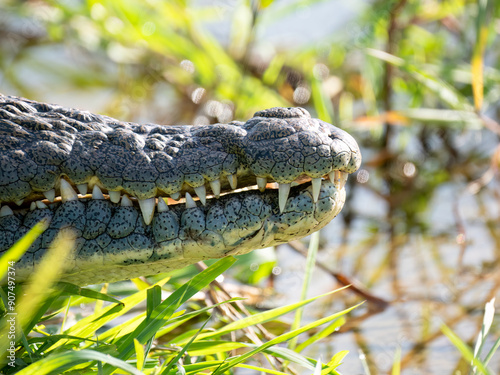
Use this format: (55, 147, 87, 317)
(0, 171, 349, 225)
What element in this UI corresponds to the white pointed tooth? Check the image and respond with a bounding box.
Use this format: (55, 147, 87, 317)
(210, 179, 221, 198)
(194, 185, 207, 205)
(36, 200, 48, 209)
(329, 170, 348, 190)
(257, 177, 267, 192)
(170, 192, 180, 200)
(92, 185, 104, 200)
(278, 183, 291, 213)
(60, 179, 78, 202)
(185, 192, 196, 208)
(15, 199, 24, 206)
(138, 197, 155, 225)
(30, 202, 36, 211)
(336, 171, 348, 190)
(157, 197, 169, 212)
(77, 183, 88, 195)
(328, 171, 336, 185)
(109, 191, 121, 203)
(312, 178, 322, 203)
(43, 189, 55, 202)
(121, 195, 133, 207)
(227, 174, 237, 189)
(0, 205, 13, 217)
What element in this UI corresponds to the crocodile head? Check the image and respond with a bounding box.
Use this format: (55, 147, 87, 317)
(0, 95, 361, 285)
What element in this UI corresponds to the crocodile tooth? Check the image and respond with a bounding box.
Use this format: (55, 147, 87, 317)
(312, 178, 322, 203)
(329, 171, 347, 190)
(0, 205, 13, 217)
(170, 192, 180, 200)
(227, 174, 237, 189)
(109, 191, 121, 203)
(77, 183, 88, 195)
(138, 197, 155, 225)
(157, 197, 169, 212)
(15, 199, 24, 206)
(60, 179, 78, 202)
(92, 185, 104, 200)
(336, 171, 348, 190)
(185, 192, 196, 208)
(121, 195, 133, 207)
(30, 202, 36, 211)
(210, 179, 221, 198)
(43, 189, 55, 202)
(194, 185, 207, 205)
(257, 177, 267, 192)
(328, 171, 335, 185)
(36, 200, 48, 209)
(278, 183, 291, 213)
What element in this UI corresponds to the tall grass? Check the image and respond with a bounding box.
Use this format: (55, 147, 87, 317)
(0, 227, 358, 374)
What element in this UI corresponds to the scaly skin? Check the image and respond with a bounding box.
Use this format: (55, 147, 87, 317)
(0, 95, 361, 285)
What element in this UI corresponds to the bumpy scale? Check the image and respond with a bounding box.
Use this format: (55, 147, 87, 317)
(0, 95, 361, 285)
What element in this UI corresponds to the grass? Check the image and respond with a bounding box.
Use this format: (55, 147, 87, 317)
(3, 223, 497, 374)
(0, 225, 357, 374)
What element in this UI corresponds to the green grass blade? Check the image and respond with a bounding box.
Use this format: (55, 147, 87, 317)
(103, 257, 236, 374)
(57, 282, 123, 305)
(183, 340, 247, 357)
(48, 276, 170, 352)
(235, 363, 288, 374)
(483, 337, 500, 367)
(213, 302, 362, 374)
(0, 229, 75, 363)
(134, 338, 145, 371)
(289, 231, 320, 351)
(156, 297, 243, 340)
(327, 350, 349, 371)
(295, 316, 346, 353)
(15, 349, 144, 375)
(185, 286, 350, 343)
(160, 317, 211, 375)
(0, 220, 48, 281)
(441, 324, 491, 375)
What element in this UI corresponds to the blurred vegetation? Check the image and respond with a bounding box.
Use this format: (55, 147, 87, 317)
(1, 0, 500, 373)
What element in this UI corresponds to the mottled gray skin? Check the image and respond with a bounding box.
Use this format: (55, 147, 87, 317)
(0, 95, 361, 285)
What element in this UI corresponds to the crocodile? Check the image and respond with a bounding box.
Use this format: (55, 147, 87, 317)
(0, 95, 361, 285)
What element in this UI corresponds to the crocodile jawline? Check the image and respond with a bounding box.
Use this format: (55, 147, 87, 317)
(0, 95, 361, 285)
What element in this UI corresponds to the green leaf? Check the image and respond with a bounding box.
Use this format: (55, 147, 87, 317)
(47, 276, 170, 352)
(213, 302, 362, 374)
(134, 339, 145, 371)
(15, 349, 144, 375)
(0, 220, 48, 281)
(295, 316, 346, 353)
(326, 350, 349, 371)
(160, 317, 211, 375)
(57, 282, 123, 305)
(289, 231, 320, 350)
(441, 324, 491, 375)
(103, 257, 236, 374)
(183, 286, 350, 343)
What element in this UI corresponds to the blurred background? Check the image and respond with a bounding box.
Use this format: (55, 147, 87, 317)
(1, 0, 500, 373)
